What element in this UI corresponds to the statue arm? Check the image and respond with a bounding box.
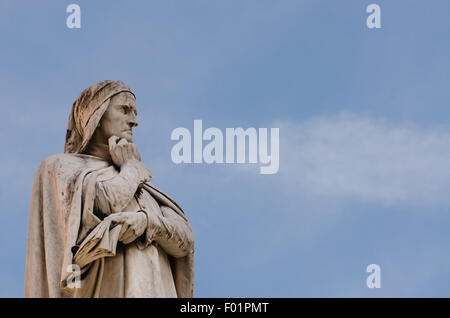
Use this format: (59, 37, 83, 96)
(145, 206, 194, 258)
(94, 159, 153, 218)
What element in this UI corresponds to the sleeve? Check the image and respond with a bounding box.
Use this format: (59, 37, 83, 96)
(144, 206, 195, 258)
(93, 159, 153, 218)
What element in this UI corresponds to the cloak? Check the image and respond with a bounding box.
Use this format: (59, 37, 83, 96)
(24, 153, 194, 297)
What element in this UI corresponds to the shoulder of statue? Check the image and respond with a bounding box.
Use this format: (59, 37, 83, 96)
(38, 153, 109, 174)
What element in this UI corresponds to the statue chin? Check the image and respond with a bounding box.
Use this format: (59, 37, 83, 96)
(107, 133, 132, 143)
(121, 131, 133, 143)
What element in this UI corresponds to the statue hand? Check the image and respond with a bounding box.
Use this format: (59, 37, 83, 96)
(109, 211, 148, 244)
(108, 136, 141, 167)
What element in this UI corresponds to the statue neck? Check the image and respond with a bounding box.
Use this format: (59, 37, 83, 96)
(83, 142, 112, 163)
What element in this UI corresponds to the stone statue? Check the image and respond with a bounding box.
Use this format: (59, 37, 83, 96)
(25, 80, 194, 297)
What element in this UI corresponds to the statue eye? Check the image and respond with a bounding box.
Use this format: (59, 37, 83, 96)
(122, 106, 129, 114)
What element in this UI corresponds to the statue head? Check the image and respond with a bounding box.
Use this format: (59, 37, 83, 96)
(64, 80, 136, 154)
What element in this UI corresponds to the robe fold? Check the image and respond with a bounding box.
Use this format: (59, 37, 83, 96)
(25, 153, 194, 298)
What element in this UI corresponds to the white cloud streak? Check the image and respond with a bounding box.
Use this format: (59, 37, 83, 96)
(277, 112, 450, 207)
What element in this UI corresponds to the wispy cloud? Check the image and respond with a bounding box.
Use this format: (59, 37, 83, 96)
(277, 112, 450, 207)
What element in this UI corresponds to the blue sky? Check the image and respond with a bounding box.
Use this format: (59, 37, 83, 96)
(1, 0, 450, 297)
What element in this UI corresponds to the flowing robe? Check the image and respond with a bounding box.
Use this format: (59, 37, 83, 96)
(25, 153, 194, 298)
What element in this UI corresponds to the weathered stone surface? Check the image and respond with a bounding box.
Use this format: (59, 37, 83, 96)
(25, 80, 194, 298)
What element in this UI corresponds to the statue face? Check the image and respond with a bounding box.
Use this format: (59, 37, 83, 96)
(99, 92, 138, 143)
